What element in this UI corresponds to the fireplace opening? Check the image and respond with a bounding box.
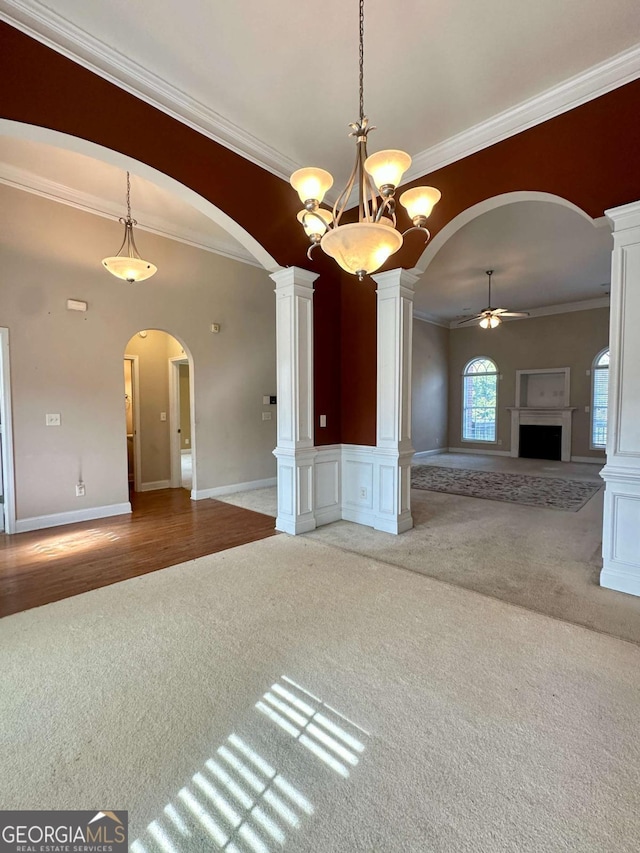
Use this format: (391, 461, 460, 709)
(519, 425, 562, 461)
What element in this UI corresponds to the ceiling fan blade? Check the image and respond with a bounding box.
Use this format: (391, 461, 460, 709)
(499, 311, 530, 318)
(492, 308, 508, 314)
(456, 315, 483, 326)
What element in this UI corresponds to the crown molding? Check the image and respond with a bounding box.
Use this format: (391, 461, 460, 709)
(0, 161, 262, 267)
(448, 296, 610, 329)
(413, 311, 449, 328)
(406, 43, 640, 183)
(0, 0, 299, 182)
(2, 2, 639, 194)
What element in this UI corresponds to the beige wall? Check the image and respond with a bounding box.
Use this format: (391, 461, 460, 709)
(179, 363, 191, 450)
(125, 331, 184, 485)
(0, 184, 276, 522)
(448, 308, 610, 458)
(412, 319, 449, 452)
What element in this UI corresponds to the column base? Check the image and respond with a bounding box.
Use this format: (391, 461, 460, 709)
(600, 464, 640, 597)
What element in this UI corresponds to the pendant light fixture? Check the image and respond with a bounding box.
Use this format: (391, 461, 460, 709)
(102, 171, 157, 283)
(290, 0, 441, 280)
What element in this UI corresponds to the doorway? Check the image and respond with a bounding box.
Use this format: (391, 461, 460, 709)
(169, 357, 193, 491)
(124, 330, 195, 495)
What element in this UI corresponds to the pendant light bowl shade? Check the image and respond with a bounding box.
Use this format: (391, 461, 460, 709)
(321, 221, 403, 277)
(101, 256, 157, 283)
(364, 149, 411, 190)
(399, 186, 441, 221)
(290, 168, 334, 205)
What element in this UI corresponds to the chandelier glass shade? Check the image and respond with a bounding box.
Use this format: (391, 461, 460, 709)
(290, 0, 441, 280)
(102, 171, 157, 284)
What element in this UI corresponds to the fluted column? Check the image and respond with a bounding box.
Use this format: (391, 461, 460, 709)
(270, 267, 318, 534)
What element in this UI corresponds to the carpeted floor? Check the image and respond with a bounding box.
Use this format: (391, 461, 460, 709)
(1, 535, 640, 852)
(411, 465, 601, 511)
(217, 459, 640, 645)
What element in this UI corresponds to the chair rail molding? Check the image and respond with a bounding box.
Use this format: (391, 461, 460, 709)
(600, 200, 640, 597)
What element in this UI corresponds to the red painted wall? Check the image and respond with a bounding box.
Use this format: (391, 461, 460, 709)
(2, 23, 640, 448)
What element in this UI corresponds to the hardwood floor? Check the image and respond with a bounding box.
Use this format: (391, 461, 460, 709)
(0, 488, 277, 618)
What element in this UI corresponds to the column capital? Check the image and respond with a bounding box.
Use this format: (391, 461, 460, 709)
(270, 266, 319, 290)
(606, 200, 640, 232)
(372, 268, 419, 295)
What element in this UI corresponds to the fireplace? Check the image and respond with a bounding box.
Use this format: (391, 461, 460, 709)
(519, 424, 562, 461)
(507, 368, 575, 462)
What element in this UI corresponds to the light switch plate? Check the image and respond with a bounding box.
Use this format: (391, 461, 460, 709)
(160, 412, 167, 421)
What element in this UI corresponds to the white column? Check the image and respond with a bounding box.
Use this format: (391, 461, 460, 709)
(372, 268, 417, 534)
(600, 200, 640, 596)
(270, 267, 318, 534)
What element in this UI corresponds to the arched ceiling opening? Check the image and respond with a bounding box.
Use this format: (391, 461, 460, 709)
(0, 121, 280, 271)
(414, 199, 612, 325)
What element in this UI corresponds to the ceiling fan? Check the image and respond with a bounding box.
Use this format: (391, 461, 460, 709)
(457, 270, 530, 329)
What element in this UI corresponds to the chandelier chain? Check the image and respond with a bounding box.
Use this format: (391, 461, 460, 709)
(359, 0, 364, 122)
(126, 171, 132, 221)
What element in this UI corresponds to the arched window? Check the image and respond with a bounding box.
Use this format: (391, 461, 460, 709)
(591, 348, 609, 449)
(462, 357, 498, 442)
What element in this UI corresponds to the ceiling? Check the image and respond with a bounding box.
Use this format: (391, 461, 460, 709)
(0, 0, 633, 314)
(413, 202, 612, 324)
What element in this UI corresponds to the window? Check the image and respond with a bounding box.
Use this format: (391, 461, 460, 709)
(591, 348, 609, 449)
(462, 357, 498, 442)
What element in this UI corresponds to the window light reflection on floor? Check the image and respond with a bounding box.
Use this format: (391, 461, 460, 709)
(129, 677, 367, 852)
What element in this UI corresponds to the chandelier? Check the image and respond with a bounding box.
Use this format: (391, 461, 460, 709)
(290, 0, 441, 280)
(102, 171, 157, 283)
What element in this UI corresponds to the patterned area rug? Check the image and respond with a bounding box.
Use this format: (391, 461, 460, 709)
(411, 465, 602, 511)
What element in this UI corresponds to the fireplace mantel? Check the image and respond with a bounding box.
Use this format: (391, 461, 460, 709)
(506, 407, 576, 462)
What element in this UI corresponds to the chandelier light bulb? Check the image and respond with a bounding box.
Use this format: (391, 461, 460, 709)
(297, 208, 333, 239)
(399, 186, 442, 224)
(290, 168, 334, 205)
(364, 149, 412, 193)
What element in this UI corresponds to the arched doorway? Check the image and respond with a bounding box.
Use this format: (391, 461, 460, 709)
(124, 329, 195, 496)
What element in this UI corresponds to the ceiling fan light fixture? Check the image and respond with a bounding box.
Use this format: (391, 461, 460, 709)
(290, 0, 441, 279)
(480, 314, 501, 330)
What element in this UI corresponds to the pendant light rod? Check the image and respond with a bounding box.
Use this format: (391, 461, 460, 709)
(486, 269, 493, 306)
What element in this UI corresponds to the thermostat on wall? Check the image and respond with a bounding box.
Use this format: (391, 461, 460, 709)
(67, 299, 87, 312)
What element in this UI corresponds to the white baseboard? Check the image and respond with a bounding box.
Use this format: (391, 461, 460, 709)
(600, 567, 640, 598)
(413, 448, 447, 459)
(180, 448, 191, 455)
(192, 477, 277, 500)
(571, 455, 606, 464)
(140, 480, 171, 492)
(15, 502, 132, 533)
(448, 447, 512, 457)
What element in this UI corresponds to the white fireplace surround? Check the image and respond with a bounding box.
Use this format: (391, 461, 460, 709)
(507, 368, 575, 462)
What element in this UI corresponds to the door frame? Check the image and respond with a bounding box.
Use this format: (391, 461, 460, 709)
(169, 356, 195, 493)
(0, 328, 16, 534)
(124, 354, 142, 493)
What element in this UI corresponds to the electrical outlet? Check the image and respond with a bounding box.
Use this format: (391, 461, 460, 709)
(319, 414, 327, 427)
(262, 412, 272, 421)
(498, 439, 502, 445)
(76, 482, 85, 497)
(185, 438, 190, 445)
(45, 413, 61, 426)
(359, 487, 367, 499)
(160, 412, 167, 421)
